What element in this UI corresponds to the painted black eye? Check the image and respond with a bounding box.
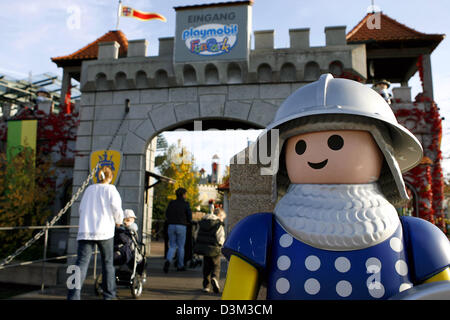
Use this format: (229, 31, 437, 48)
(327, 135, 344, 151)
(295, 139, 307, 155)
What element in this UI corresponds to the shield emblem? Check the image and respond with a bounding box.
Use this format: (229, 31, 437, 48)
(90, 150, 123, 185)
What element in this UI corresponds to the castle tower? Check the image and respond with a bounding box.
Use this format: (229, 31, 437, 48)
(211, 154, 221, 184)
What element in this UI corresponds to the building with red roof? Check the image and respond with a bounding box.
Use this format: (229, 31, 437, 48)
(51, 30, 128, 104)
(346, 12, 444, 99)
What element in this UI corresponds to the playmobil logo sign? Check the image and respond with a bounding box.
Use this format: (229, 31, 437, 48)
(182, 23, 238, 56)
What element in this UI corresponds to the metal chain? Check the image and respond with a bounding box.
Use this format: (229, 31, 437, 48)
(0, 163, 99, 267)
(0, 106, 129, 268)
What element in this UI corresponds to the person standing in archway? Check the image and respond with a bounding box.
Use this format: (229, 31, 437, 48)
(67, 166, 124, 300)
(164, 188, 192, 273)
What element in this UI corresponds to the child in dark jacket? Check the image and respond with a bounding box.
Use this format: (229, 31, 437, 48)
(113, 209, 138, 266)
(194, 208, 226, 293)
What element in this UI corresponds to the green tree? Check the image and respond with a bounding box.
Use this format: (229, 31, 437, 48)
(153, 141, 200, 221)
(0, 148, 55, 259)
(154, 134, 168, 168)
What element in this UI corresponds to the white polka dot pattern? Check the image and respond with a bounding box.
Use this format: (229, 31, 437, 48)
(305, 255, 321, 272)
(276, 277, 290, 294)
(368, 282, 385, 299)
(399, 283, 413, 292)
(304, 278, 320, 295)
(269, 222, 410, 299)
(335, 257, 351, 273)
(389, 237, 403, 252)
(336, 280, 352, 297)
(395, 260, 408, 276)
(277, 255, 291, 271)
(366, 257, 381, 272)
(279, 234, 293, 248)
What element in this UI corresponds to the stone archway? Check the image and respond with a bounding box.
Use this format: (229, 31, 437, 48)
(68, 83, 300, 256)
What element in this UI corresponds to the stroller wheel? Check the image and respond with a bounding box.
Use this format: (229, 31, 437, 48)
(131, 276, 143, 298)
(94, 274, 103, 296)
(141, 270, 147, 284)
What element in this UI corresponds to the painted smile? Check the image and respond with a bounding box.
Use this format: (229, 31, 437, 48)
(308, 159, 328, 170)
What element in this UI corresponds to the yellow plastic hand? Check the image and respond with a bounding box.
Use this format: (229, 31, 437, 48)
(423, 267, 450, 284)
(222, 255, 259, 300)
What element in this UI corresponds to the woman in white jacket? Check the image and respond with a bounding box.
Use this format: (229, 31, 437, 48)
(67, 166, 124, 300)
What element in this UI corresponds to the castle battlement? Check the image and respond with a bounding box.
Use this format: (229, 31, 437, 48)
(80, 26, 366, 92)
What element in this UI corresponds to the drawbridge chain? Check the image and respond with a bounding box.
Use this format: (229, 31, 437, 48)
(0, 101, 130, 268)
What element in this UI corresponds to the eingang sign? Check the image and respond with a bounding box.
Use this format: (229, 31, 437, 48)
(182, 23, 239, 56)
(174, 2, 251, 63)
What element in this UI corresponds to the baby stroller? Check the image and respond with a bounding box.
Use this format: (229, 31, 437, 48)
(188, 220, 202, 268)
(95, 226, 147, 298)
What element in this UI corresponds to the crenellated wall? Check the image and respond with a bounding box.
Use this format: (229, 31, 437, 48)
(79, 27, 366, 92)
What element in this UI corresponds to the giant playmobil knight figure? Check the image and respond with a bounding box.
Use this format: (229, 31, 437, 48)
(221, 74, 450, 300)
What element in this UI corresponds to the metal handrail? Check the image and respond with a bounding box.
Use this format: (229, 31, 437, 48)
(0, 254, 78, 269)
(0, 225, 79, 231)
(0, 224, 100, 293)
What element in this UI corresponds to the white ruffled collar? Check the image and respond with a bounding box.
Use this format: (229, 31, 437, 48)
(274, 183, 400, 251)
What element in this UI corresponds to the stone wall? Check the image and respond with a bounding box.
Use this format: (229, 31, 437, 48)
(68, 82, 305, 256)
(80, 27, 366, 92)
(228, 147, 276, 230)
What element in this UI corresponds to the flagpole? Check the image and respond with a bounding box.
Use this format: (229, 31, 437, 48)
(116, 0, 122, 30)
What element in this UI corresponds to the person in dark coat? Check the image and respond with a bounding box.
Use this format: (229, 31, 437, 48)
(194, 208, 226, 293)
(164, 188, 192, 272)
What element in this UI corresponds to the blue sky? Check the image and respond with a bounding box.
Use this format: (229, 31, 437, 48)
(1, 0, 449, 176)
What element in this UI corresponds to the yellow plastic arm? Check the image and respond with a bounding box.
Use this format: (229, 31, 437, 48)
(222, 255, 259, 300)
(423, 267, 450, 284)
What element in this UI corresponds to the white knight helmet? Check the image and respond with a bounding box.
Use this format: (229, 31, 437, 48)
(258, 73, 423, 203)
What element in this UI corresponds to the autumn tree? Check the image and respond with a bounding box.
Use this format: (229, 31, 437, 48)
(152, 140, 200, 221)
(0, 148, 55, 259)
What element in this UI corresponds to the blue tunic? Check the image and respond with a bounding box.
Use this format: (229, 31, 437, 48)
(222, 213, 450, 300)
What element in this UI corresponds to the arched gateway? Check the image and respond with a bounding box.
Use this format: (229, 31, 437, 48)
(58, 1, 445, 257)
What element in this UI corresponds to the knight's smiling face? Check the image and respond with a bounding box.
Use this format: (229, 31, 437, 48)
(285, 130, 384, 184)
